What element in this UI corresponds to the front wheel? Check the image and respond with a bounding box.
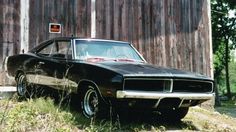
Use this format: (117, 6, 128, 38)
(81, 86, 100, 118)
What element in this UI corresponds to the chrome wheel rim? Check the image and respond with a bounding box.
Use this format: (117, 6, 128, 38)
(83, 88, 98, 117)
(17, 75, 27, 96)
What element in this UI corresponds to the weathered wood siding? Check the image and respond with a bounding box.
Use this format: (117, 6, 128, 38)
(95, 0, 211, 76)
(0, 0, 212, 86)
(0, 0, 20, 85)
(29, 0, 91, 49)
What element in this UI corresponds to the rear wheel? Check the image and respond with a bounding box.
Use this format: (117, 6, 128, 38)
(16, 73, 38, 98)
(16, 74, 29, 98)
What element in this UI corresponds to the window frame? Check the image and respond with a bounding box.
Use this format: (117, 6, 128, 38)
(36, 39, 73, 60)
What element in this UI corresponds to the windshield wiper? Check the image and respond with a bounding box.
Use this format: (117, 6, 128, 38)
(115, 58, 135, 62)
(85, 57, 107, 62)
(85, 57, 144, 63)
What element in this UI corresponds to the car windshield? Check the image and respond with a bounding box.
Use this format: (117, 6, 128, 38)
(74, 40, 144, 62)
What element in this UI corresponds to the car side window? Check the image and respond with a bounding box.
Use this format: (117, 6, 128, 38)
(67, 44, 73, 59)
(55, 41, 71, 59)
(37, 40, 72, 59)
(38, 42, 56, 56)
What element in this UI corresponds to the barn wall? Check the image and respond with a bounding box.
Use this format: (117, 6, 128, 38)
(95, 0, 212, 77)
(0, 0, 213, 85)
(28, 0, 91, 49)
(0, 0, 20, 85)
(28, 0, 212, 77)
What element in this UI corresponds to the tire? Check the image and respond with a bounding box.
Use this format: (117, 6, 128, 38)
(81, 86, 106, 118)
(16, 74, 28, 97)
(160, 107, 189, 121)
(16, 73, 33, 98)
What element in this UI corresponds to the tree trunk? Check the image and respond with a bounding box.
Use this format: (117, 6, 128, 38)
(214, 79, 221, 106)
(225, 40, 232, 99)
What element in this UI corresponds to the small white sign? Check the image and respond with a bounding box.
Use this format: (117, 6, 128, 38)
(49, 23, 61, 33)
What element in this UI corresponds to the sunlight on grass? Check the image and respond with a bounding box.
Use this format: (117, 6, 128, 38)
(0, 97, 85, 131)
(1, 98, 236, 131)
(0, 97, 183, 131)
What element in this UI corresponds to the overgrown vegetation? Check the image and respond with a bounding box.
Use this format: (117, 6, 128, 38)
(0, 96, 166, 132)
(0, 97, 80, 131)
(217, 56, 236, 95)
(0, 96, 125, 132)
(0, 96, 236, 132)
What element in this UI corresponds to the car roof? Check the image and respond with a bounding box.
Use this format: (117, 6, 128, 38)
(30, 37, 130, 53)
(55, 37, 129, 44)
(38, 37, 130, 45)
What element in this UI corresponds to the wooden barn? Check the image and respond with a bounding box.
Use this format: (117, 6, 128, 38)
(0, 0, 213, 86)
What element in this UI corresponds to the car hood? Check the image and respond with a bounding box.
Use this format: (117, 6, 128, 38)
(97, 62, 212, 80)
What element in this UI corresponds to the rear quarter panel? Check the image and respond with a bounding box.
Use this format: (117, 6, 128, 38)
(7, 53, 38, 78)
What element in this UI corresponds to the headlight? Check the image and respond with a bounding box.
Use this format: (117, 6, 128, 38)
(111, 75, 123, 83)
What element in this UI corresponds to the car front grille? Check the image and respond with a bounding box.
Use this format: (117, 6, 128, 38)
(123, 78, 213, 93)
(172, 80, 213, 93)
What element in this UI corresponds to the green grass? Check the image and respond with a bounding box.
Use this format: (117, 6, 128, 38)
(215, 100, 236, 118)
(220, 100, 236, 107)
(0, 96, 149, 132)
(0, 96, 194, 132)
(1, 96, 235, 131)
(0, 97, 83, 131)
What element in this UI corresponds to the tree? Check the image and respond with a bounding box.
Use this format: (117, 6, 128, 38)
(211, 0, 236, 102)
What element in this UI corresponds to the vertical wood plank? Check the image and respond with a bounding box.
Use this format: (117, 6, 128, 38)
(113, 0, 119, 40)
(0, 0, 20, 85)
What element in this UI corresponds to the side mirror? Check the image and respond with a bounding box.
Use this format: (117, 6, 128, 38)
(51, 53, 66, 59)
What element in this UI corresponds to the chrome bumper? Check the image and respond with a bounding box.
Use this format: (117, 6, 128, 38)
(116, 90, 214, 100)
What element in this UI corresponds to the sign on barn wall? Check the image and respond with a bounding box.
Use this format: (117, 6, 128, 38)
(49, 23, 62, 34)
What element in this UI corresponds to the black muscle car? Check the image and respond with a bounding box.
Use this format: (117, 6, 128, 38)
(5, 37, 214, 120)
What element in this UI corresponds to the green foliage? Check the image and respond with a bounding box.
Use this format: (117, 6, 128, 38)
(212, 0, 236, 98)
(217, 55, 236, 94)
(229, 59, 236, 93)
(212, 0, 236, 77)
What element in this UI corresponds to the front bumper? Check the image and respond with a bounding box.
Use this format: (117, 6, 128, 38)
(116, 90, 214, 108)
(116, 90, 214, 100)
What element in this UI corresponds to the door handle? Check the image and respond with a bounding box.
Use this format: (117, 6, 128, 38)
(38, 61, 45, 65)
(35, 61, 45, 69)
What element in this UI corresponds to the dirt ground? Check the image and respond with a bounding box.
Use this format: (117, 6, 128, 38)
(107, 106, 236, 132)
(180, 106, 236, 132)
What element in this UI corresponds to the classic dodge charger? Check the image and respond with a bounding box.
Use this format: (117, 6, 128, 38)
(5, 37, 214, 120)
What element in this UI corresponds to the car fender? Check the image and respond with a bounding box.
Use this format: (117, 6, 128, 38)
(77, 79, 109, 104)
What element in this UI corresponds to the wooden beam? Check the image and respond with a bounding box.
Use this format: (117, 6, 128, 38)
(91, 0, 96, 38)
(207, 0, 213, 79)
(20, 0, 29, 53)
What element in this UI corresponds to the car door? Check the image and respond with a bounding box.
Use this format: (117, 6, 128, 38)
(35, 39, 71, 90)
